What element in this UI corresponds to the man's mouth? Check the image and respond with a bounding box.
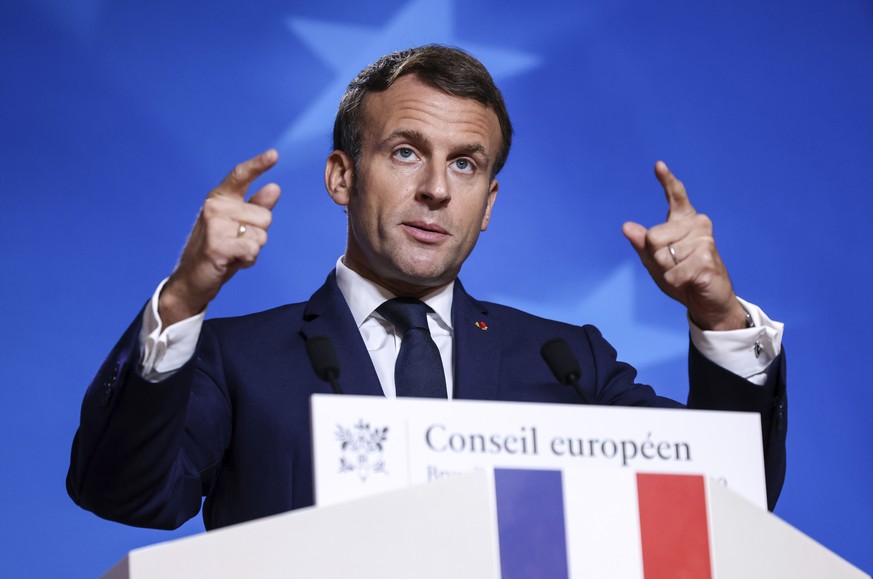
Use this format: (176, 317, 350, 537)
(402, 221, 449, 243)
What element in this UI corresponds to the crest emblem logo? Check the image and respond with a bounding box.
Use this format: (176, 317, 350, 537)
(335, 420, 389, 481)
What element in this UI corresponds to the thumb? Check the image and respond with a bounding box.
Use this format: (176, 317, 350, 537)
(622, 221, 647, 254)
(248, 183, 281, 211)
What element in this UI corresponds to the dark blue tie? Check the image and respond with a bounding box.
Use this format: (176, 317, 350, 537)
(376, 298, 448, 398)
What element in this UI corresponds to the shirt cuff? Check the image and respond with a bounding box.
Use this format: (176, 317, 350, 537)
(688, 297, 784, 386)
(138, 278, 205, 382)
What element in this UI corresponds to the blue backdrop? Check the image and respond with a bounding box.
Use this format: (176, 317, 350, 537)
(2, 0, 871, 576)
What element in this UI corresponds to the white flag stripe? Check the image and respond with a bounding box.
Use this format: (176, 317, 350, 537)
(563, 468, 644, 579)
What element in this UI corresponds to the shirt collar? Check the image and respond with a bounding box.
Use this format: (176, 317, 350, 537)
(334, 257, 454, 330)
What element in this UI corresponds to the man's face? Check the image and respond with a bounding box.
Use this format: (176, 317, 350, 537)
(328, 74, 501, 297)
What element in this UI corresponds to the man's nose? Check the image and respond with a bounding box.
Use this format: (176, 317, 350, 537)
(416, 163, 451, 207)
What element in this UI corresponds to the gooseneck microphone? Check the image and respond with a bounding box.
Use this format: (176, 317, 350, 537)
(540, 338, 592, 404)
(306, 336, 343, 395)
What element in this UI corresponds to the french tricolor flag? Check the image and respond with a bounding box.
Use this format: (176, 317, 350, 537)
(494, 469, 712, 578)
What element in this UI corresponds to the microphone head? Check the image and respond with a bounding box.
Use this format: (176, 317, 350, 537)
(306, 336, 341, 382)
(540, 338, 581, 385)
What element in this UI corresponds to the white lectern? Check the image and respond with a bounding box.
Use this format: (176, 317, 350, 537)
(103, 468, 867, 579)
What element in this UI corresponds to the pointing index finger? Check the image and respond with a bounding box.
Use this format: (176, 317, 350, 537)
(211, 149, 279, 200)
(655, 160, 696, 220)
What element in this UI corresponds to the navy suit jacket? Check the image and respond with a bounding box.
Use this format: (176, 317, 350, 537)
(67, 272, 786, 530)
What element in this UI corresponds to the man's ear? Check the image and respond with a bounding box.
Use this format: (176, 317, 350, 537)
(325, 150, 355, 206)
(480, 179, 499, 231)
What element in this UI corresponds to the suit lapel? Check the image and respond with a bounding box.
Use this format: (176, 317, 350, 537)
(452, 280, 502, 401)
(300, 272, 384, 397)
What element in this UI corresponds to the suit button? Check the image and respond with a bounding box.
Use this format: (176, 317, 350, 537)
(100, 364, 121, 407)
(774, 400, 786, 430)
(101, 383, 113, 407)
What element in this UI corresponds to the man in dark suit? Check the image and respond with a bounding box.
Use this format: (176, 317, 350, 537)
(67, 45, 786, 531)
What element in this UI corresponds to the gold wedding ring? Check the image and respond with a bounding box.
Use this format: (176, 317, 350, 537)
(237, 223, 248, 238)
(668, 243, 679, 265)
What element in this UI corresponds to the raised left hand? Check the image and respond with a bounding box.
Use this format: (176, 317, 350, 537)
(621, 161, 747, 331)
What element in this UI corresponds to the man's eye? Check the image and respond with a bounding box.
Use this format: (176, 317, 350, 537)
(454, 158, 473, 172)
(394, 148, 416, 160)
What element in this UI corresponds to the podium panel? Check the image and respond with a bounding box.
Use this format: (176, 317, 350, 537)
(104, 468, 869, 579)
(104, 472, 500, 579)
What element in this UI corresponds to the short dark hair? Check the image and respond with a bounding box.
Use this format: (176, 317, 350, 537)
(333, 44, 513, 177)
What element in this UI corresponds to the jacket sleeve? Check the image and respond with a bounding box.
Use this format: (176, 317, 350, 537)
(66, 309, 232, 530)
(687, 343, 787, 510)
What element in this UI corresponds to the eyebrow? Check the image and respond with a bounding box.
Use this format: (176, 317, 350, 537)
(383, 128, 425, 146)
(452, 143, 490, 164)
(382, 129, 492, 164)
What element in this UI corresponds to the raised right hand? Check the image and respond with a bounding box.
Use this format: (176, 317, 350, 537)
(159, 150, 281, 326)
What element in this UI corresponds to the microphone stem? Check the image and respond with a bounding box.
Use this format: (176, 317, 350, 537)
(326, 370, 342, 395)
(570, 381, 593, 405)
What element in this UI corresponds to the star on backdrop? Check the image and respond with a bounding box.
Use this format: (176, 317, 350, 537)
(489, 262, 687, 369)
(276, 0, 540, 154)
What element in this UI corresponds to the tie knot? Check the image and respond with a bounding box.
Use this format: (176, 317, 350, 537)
(377, 297, 431, 334)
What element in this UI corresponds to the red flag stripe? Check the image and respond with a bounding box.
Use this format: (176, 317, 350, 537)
(637, 473, 712, 579)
